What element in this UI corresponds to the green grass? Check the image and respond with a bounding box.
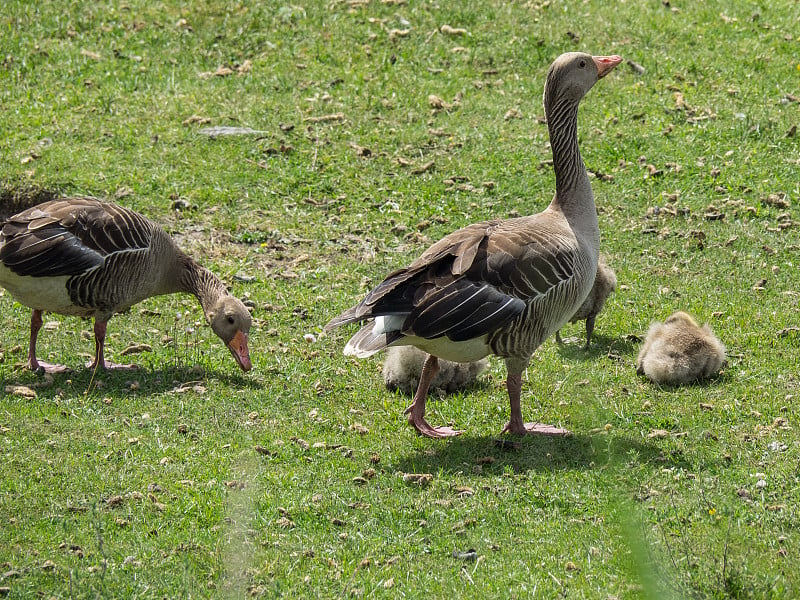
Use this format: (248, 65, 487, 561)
(1, 0, 799, 597)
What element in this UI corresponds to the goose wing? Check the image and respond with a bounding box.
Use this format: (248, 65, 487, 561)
(327, 215, 581, 344)
(0, 197, 155, 278)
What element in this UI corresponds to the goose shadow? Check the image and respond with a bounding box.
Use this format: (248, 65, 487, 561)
(393, 430, 688, 476)
(554, 333, 641, 362)
(2, 363, 261, 398)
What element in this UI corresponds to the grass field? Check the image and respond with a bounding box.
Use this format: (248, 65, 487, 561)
(1, 0, 799, 597)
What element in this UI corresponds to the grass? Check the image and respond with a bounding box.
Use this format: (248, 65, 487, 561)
(1, 0, 799, 597)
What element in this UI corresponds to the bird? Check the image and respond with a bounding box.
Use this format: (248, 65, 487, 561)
(325, 52, 622, 438)
(0, 197, 252, 373)
(635, 311, 726, 385)
(383, 345, 488, 396)
(555, 255, 616, 348)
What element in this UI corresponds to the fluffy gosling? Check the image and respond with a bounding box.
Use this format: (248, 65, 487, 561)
(383, 346, 488, 395)
(635, 311, 726, 385)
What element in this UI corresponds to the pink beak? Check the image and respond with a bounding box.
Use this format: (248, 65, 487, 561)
(228, 330, 252, 372)
(593, 55, 623, 78)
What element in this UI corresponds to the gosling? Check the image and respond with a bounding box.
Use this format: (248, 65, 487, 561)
(383, 346, 488, 396)
(556, 256, 617, 348)
(635, 311, 726, 385)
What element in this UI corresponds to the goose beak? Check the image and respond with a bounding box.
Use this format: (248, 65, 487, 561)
(593, 55, 623, 78)
(228, 330, 252, 372)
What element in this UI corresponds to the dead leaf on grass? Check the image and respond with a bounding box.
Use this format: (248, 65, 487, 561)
(304, 112, 345, 123)
(411, 160, 435, 174)
(440, 25, 468, 36)
(182, 115, 212, 126)
(402, 473, 432, 486)
(120, 343, 152, 356)
(4, 385, 36, 399)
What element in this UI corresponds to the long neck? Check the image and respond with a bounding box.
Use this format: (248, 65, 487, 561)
(546, 97, 591, 207)
(177, 255, 229, 315)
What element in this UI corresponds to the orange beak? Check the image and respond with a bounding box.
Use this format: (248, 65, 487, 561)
(227, 330, 252, 372)
(593, 55, 623, 78)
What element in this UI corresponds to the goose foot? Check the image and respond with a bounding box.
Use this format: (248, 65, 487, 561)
(401, 353, 464, 438)
(502, 422, 572, 436)
(407, 413, 463, 438)
(30, 360, 70, 374)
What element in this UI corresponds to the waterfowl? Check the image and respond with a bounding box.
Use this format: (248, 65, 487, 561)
(555, 255, 616, 348)
(383, 346, 488, 396)
(0, 197, 252, 373)
(326, 52, 622, 438)
(635, 311, 726, 385)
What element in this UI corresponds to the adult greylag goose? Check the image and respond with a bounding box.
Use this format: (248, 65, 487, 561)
(383, 345, 488, 396)
(326, 52, 622, 438)
(555, 254, 616, 348)
(0, 197, 252, 373)
(635, 311, 726, 385)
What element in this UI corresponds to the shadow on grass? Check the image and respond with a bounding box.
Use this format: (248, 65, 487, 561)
(555, 333, 641, 362)
(2, 363, 261, 399)
(393, 430, 687, 475)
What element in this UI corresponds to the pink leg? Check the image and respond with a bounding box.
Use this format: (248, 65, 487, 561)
(27, 310, 69, 373)
(502, 372, 571, 436)
(87, 320, 138, 371)
(403, 354, 462, 438)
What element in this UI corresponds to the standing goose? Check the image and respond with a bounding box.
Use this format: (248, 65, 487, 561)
(0, 197, 252, 373)
(326, 52, 622, 438)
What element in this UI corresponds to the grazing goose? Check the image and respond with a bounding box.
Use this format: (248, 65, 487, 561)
(326, 52, 622, 438)
(383, 346, 488, 396)
(0, 197, 252, 373)
(555, 255, 616, 348)
(635, 311, 726, 385)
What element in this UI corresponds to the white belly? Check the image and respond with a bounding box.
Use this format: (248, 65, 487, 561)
(0, 265, 92, 316)
(393, 334, 491, 363)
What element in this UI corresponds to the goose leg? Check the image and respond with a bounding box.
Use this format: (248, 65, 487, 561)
(27, 310, 69, 373)
(403, 354, 462, 438)
(582, 314, 596, 349)
(87, 320, 137, 371)
(502, 372, 571, 436)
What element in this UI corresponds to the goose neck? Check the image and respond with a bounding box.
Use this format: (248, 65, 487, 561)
(180, 258, 228, 315)
(547, 98, 589, 200)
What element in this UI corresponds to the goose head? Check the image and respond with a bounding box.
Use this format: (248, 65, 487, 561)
(207, 295, 253, 371)
(544, 52, 622, 108)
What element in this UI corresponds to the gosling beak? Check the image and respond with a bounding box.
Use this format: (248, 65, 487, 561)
(593, 55, 623, 78)
(227, 330, 252, 372)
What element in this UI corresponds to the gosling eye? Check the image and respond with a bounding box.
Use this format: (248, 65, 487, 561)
(579, 60, 586, 68)
(227, 315, 235, 325)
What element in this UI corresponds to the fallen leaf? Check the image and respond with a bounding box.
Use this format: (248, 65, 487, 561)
(81, 49, 101, 60)
(119, 343, 152, 356)
(440, 25, 468, 36)
(199, 65, 234, 78)
(403, 473, 433, 486)
(4, 385, 36, 399)
(411, 161, 435, 174)
(182, 115, 212, 125)
(647, 429, 670, 439)
(303, 112, 345, 123)
(428, 94, 446, 109)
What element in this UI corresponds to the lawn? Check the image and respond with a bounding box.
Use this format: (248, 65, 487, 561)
(1, 0, 799, 597)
